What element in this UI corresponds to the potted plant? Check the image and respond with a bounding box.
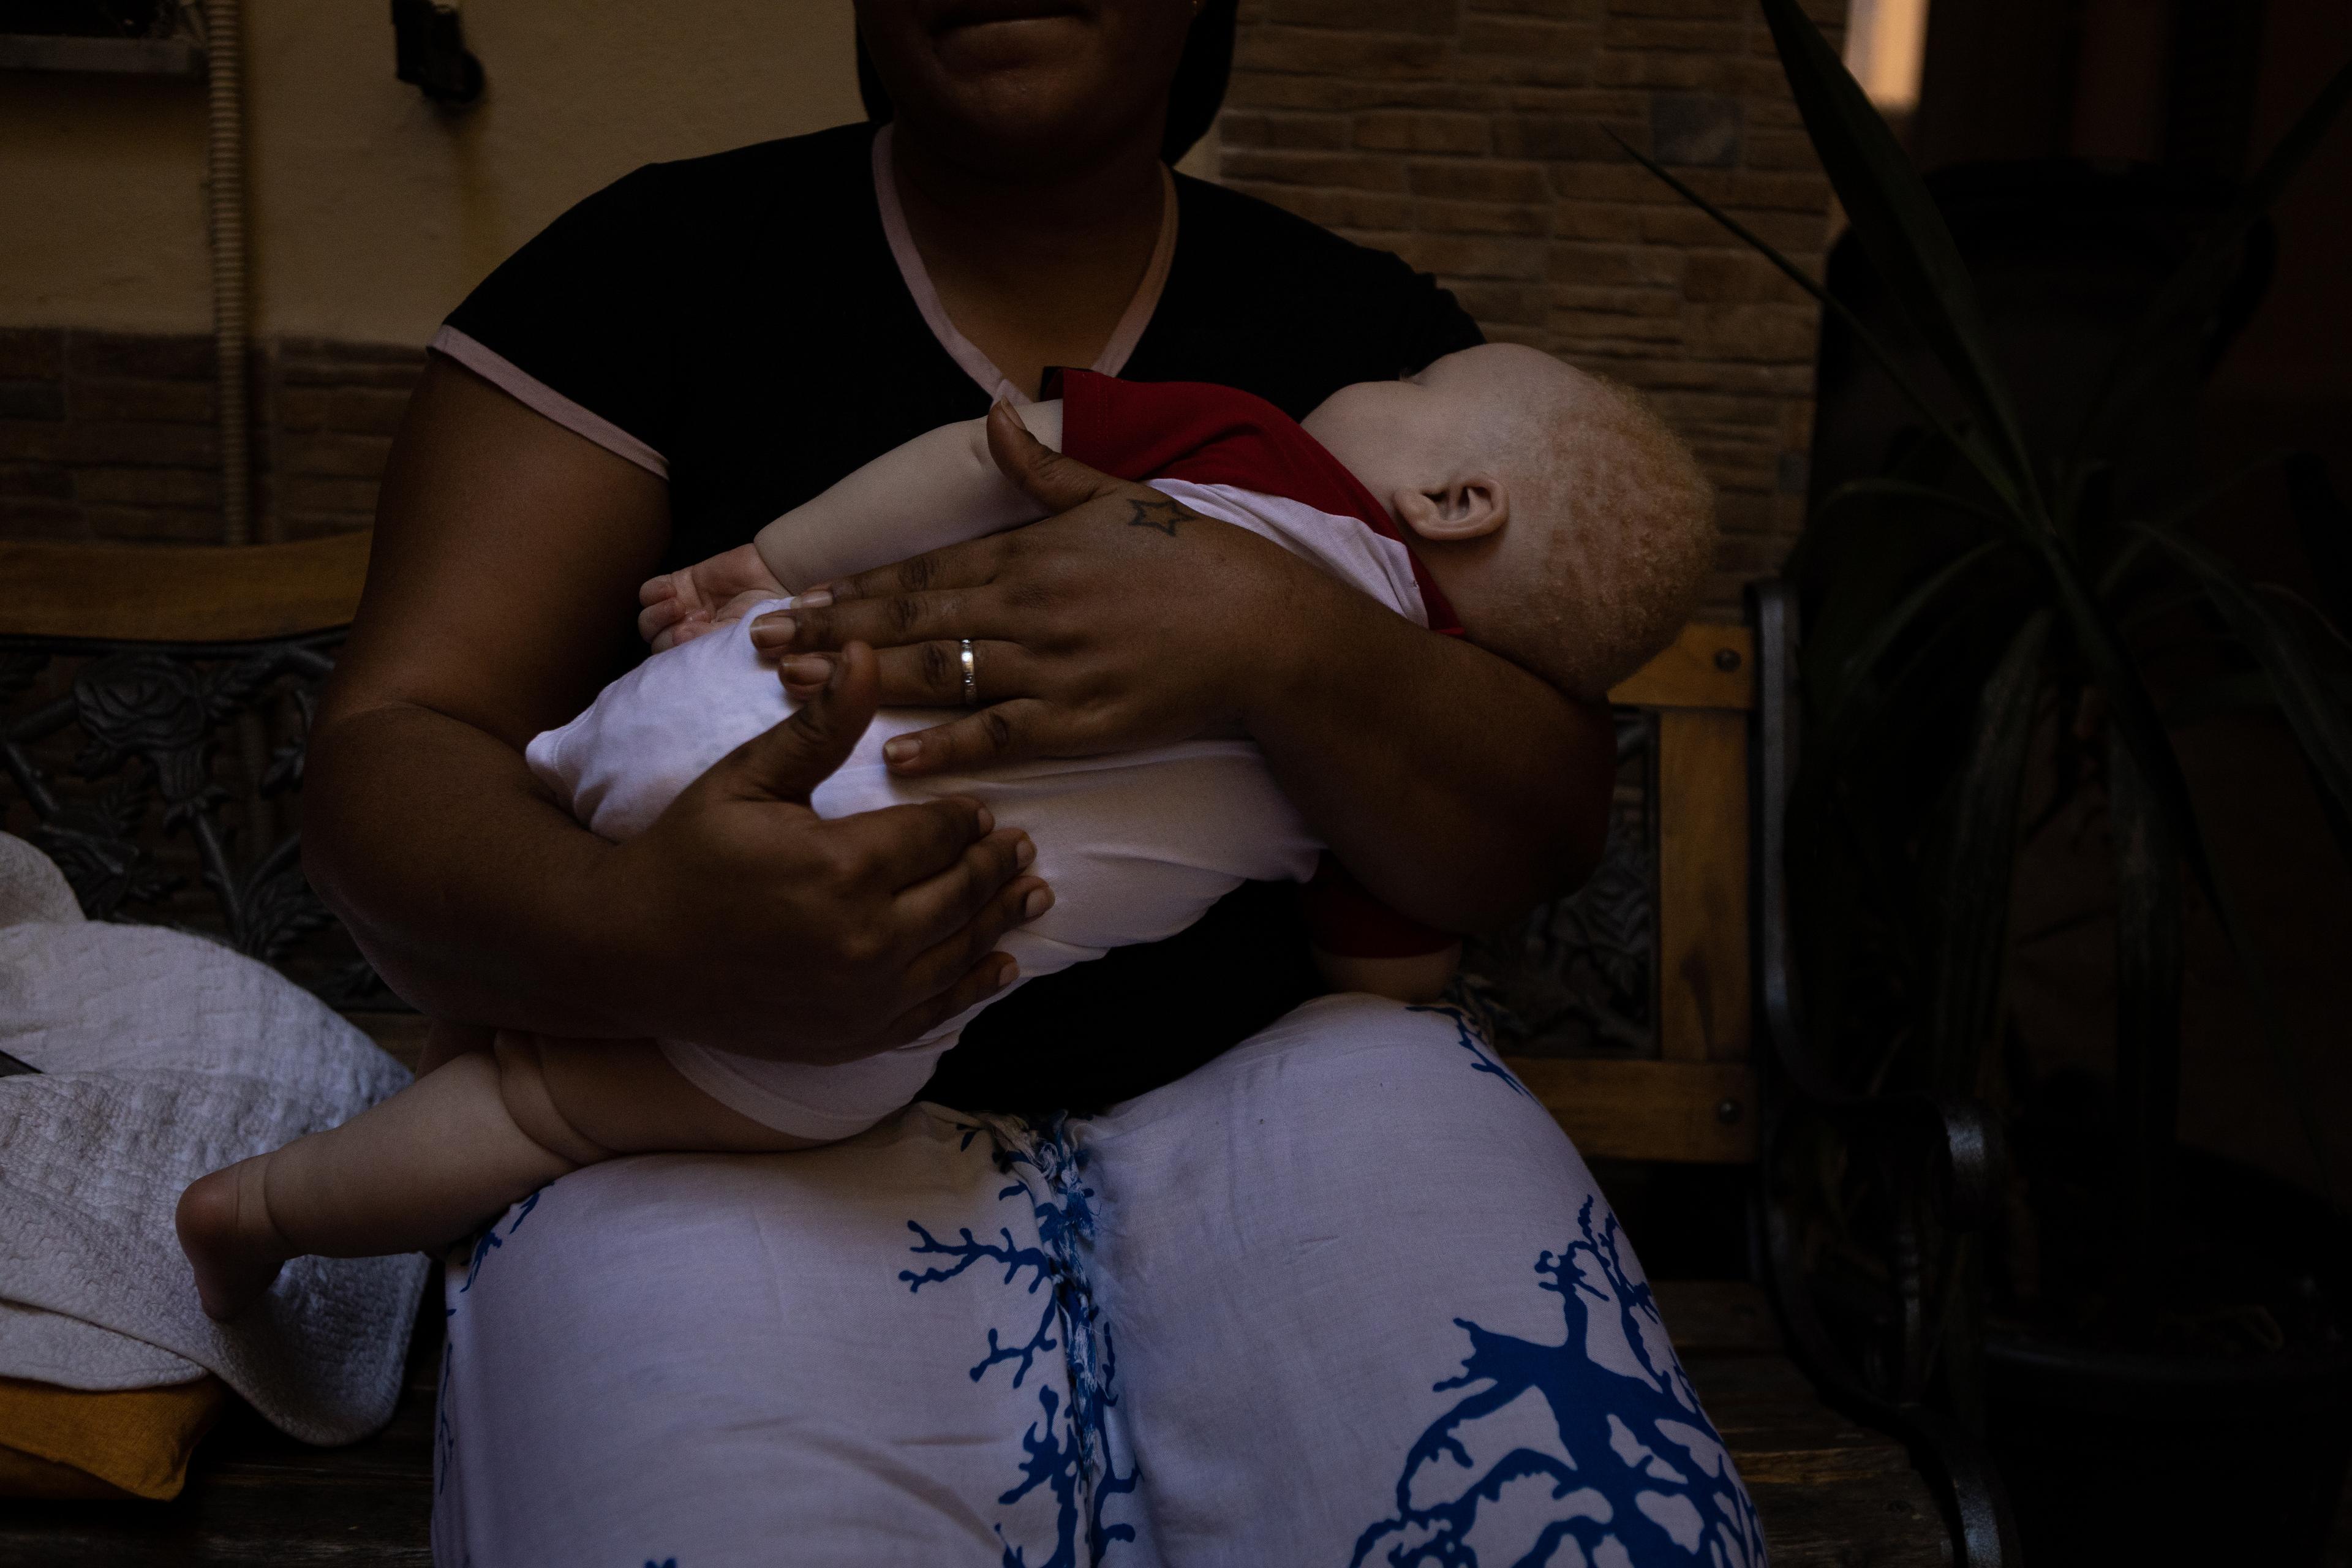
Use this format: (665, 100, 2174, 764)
(1621, 2, 2352, 1559)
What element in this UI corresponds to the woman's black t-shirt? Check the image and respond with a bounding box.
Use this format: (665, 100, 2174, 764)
(442, 121, 1482, 1114)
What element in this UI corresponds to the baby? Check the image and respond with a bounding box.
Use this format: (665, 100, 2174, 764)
(177, 343, 1714, 1320)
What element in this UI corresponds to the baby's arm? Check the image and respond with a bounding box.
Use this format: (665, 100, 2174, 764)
(753, 400, 1065, 594)
(638, 543, 789, 651)
(176, 1036, 820, 1321)
(638, 401, 1066, 650)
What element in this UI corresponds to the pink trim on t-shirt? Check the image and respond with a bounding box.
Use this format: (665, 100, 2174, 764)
(428, 325, 670, 480)
(870, 123, 1177, 406)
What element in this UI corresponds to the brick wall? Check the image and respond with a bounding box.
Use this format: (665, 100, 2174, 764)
(0, 328, 422, 547)
(4, 0, 1844, 597)
(1218, 0, 1847, 607)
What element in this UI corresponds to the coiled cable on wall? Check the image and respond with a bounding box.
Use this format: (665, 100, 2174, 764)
(202, 0, 253, 546)
(198, 0, 276, 856)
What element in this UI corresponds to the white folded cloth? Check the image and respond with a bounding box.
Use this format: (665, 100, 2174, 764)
(0, 832, 426, 1444)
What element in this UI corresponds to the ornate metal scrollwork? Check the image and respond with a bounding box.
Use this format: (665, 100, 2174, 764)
(1460, 709, 1657, 1058)
(0, 633, 398, 1011)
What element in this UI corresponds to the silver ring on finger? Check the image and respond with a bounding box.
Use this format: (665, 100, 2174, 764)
(959, 638, 978, 706)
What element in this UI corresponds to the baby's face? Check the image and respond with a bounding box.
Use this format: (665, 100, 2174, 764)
(1304, 348, 1491, 480)
(1302, 344, 1569, 530)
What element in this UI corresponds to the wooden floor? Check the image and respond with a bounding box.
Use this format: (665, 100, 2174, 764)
(2, 1282, 1944, 1566)
(1658, 1283, 1945, 1567)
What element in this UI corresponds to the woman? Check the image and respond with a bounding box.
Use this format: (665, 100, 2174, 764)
(310, 2, 1765, 1562)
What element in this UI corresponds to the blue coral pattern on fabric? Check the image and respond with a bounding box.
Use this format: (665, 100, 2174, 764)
(900, 1116, 1140, 1567)
(438, 1191, 541, 1501)
(1353, 1196, 1766, 1567)
(1414, 1001, 1535, 1100)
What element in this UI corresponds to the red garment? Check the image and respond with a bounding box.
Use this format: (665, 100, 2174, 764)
(1056, 369, 1463, 635)
(1054, 369, 1460, 960)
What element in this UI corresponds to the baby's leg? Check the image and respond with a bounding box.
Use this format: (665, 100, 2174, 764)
(416, 1017, 494, 1076)
(176, 1036, 818, 1320)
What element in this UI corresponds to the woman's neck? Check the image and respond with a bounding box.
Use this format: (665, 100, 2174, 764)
(889, 127, 1167, 399)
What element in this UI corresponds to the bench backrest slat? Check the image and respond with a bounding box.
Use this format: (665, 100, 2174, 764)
(0, 533, 369, 644)
(1509, 620, 1760, 1165)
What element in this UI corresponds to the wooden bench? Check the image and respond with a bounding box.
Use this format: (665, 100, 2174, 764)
(0, 533, 1959, 1564)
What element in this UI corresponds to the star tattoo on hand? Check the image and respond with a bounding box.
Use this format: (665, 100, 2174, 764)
(1123, 495, 1193, 537)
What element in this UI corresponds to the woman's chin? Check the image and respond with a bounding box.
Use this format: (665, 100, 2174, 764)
(932, 12, 1092, 67)
(911, 80, 1143, 176)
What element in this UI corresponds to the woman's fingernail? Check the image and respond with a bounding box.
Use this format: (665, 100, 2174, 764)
(788, 589, 834, 611)
(751, 616, 795, 647)
(884, 737, 916, 764)
(973, 805, 995, 835)
(1014, 835, 1036, 870)
(826, 656, 848, 693)
(1022, 887, 1053, 920)
(780, 655, 829, 685)
(993, 957, 1019, 989)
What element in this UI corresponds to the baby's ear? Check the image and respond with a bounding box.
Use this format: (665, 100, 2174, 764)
(1392, 473, 1509, 542)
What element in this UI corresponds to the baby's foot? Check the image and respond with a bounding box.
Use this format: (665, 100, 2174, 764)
(175, 1159, 291, 1321)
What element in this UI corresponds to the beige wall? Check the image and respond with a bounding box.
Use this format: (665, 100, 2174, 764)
(0, 1, 862, 347)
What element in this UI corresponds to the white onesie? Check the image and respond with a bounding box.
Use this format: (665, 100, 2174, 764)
(526, 375, 1452, 1139)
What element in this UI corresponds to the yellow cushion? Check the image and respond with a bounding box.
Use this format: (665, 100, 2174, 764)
(0, 1373, 228, 1501)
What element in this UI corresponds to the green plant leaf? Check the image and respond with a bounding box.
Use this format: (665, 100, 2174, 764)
(1755, 0, 2042, 518)
(2136, 521, 2352, 873)
(2071, 58, 2352, 479)
(1609, 132, 2019, 508)
(2136, 525, 2352, 821)
(2097, 451, 2301, 595)
(1812, 477, 2016, 537)
(1809, 578, 2008, 784)
(1920, 612, 2049, 1099)
(2035, 530, 2339, 1202)
(1815, 536, 2005, 725)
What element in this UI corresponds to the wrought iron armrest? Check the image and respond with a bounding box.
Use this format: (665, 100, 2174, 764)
(1746, 579, 2019, 1568)
(1763, 1016, 2006, 1234)
(1747, 578, 2005, 1231)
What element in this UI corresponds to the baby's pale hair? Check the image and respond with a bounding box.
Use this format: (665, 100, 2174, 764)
(1499, 368, 1717, 703)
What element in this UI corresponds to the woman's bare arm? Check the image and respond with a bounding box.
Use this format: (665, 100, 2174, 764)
(306, 359, 1046, 1059)
(1241, 571, 1607, 930)
(764, 405, 1610, 933)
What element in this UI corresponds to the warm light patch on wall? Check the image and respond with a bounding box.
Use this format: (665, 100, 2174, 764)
(1843, 0, 1930, 113)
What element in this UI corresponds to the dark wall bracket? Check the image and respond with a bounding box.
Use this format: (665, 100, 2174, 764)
(391, 0, 481, 107)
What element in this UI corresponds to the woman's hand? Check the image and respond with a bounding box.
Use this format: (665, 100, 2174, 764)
(307, 361, 1049, 1059)
(744, 400, 1615, 933)
(596, 643, 1049, 1061)
(752, 402, 1300, 772)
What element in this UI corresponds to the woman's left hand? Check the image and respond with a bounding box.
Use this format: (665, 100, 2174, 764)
(760, 401, 1615, 931)
(752, 401, 1316, 774)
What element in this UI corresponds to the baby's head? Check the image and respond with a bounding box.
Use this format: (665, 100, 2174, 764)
(1303, 344, 1716, 701)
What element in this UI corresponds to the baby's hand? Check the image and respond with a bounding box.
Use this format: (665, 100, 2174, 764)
(638, 544, 786, 652)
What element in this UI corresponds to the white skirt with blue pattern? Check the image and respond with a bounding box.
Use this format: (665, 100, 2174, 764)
(431, 994, 1766, 1568)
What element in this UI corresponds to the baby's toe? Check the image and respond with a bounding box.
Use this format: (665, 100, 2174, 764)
(176, 1166, 284, 1322)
